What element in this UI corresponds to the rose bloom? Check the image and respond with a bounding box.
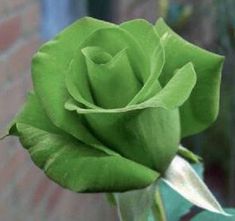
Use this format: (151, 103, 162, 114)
(4, 17, 223, 192)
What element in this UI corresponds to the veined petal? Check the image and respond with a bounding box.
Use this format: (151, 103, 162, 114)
(16, 123, 159, 192)
(7, 92, 117, 156)
(6, 92, 159, 192)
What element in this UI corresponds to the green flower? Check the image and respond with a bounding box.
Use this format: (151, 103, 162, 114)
(5, 17, 224, 192)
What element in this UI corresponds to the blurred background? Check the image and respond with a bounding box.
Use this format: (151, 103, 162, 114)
(0, 0, 235, 220)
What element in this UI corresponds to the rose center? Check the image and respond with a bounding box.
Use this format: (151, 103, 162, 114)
(82, 47, 112, 65)
(80, 46, 142, 108)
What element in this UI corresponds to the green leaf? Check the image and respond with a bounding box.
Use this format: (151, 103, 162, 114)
(16, 123, 159, 192)
(106, 193, 117, 207)
(163, 156, 228, 216)
(148, 163, 203, 221)
(155, 163, 204, 221)
(155, 18, 224, 137)
(191, 209, 235, 221)
(115, 185, 156, 221)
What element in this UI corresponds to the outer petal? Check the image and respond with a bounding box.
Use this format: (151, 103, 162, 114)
(155, 18, 224, 137)
(31, 17, 115, 149)
(9, 92, 117, 157)
(9, 92, 62, 135)
(84, 108, 180, 173)
(16, 123, 159, 192)
(8, 93, 159, 192)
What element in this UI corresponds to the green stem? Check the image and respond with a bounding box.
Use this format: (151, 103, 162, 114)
(105, 193, 117, 207)
(152, 185, 167, 221)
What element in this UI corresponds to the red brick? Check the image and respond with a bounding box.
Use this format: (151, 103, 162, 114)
(24, 70, 33, 90)
(0, 15, 21, 51)
(16, 165, 42, 192)
(0, 58, 8, 86)
(33, 177, 51, 206)
(0, 75, 29, 129)
(22, 3, 40, 34)
(0, 147, 26, 191)
(0, 138, 18, 168)
(8, 36, 40, 79)
(46, 186, 64, 214)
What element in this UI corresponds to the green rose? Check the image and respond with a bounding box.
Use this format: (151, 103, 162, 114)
(5, 17, 224, 192)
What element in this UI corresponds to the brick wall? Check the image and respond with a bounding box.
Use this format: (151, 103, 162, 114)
(0, 1, 117, 220)
(0, 0, 40, 129)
